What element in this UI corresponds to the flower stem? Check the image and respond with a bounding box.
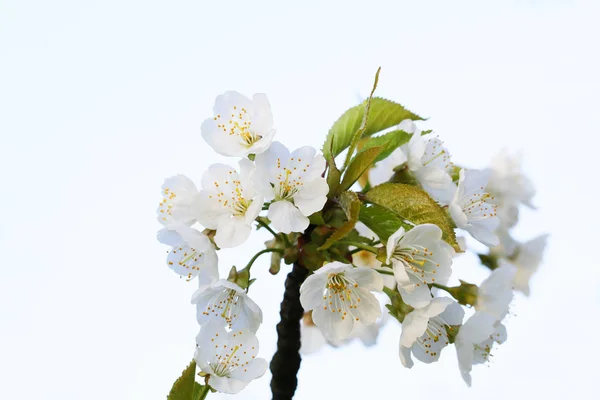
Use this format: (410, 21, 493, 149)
(430, 282, 453, 293)
(244, 248, 284, 271)
(256, 218, 291, 247)
(374, 267, 394, 276)
(269, 261, 309, 400)
(196, 384, 210, 400)
(336, 240, 379, 254)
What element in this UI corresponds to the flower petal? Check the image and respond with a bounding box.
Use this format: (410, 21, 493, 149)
(267, 200, 309, 234)
(215, 218, 252, 248)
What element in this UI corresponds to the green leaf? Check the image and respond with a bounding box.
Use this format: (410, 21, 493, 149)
(168, 361, 197, 400)
(359, 203, 408, 241)
(343, 67, 381, 170)
(326, 150, 341, 197)
(322, 97, 424, 161)
(339, 146, 384, 192)
(318, 191, 361, 250)
(360, 129, 412, 164)
(365, 183, 459, 250)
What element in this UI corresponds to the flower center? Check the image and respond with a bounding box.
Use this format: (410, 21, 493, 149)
(394, 244, 440, 284)
(168, 245, 205, 281)
(422, 138, 452, 171)
(201, 289, 241, 329)
(322, 273, 362, 321)
(212, 345, 241, 377)
(214, 106, 262, 147)
(461, 189, 497, 221)
(415, 315, 451, 357)
(274, 167, 301, 200)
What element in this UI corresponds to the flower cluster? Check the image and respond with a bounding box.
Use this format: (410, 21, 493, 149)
(156, 91, 329, 395)
(158, 76, 547, 398)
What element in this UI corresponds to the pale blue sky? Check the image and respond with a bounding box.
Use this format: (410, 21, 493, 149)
(1, 1, 599, 399)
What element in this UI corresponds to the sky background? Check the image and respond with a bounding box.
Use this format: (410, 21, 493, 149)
(1, 0, 599, 399)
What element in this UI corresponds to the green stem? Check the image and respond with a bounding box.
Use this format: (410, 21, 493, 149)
(256, 218, 291, 247)
(336, 241, 379, 254)
(374, 268, 394, 276)
(244, 248, 284, 272)
(196, 384, 210, 400)
(431, 282, 453, 293)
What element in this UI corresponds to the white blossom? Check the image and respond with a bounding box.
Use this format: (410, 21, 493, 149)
(156, 175, 199, 229)
(201, 91, 276, 157)
(369, 120, 455, 204)
(194, 320, 267, 394)
(512, 234, 549, 295)
(475, 264, 516, 320)
(449, 169, 500, 247)
(254, 141, 328, 233)
(403, 122, 455, 204)
(455, 312, 507, 386)
(399, 297, 464, 368)
(196, 159, 264, 248)
(299, 262, 383, 342)
(192, 280, 263, 333)
(301, 302, 389, 354)
(157, 226, 218, 285)
(487, 149, 536, 208)
(386, 224, 455, 308)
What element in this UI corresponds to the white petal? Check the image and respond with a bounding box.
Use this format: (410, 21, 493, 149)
(399, 345, 414, 368)
(439, 301, 465, 326)
(311, 301, 354, 342)
(386, 226, 406, 263)
(215, 218, 252, 248)
(300, 323, 327, 354)
(208, 375, 248, 394)
(293, 178, 328, 216)
(231, 296, 263, 333)
(415, 166, 452, 190)
(455, 341, 474, 387)
(267, 200, 309, 233)
(398, 280, 433, 309)
(299, 273, 328, 311)
(399, 312, 429, 347)
(420, 297, 453, 318)
(449, 203, 468, 229)
(249, 93, 274, 134)
(229, 358, 268, 381)
(157, 228, 182, 247)
(351, 288, 382, 325)
(345, 267, 384, 291)
(244, 195, 264, 225)
(458, 312, 497, 344)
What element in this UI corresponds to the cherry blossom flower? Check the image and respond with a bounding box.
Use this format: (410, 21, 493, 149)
(299, 262, 383, 342)
(399, 297, 464, 368)
(201, 91, 276, 157)
(157, 225, 218, 285)
(196, 159, 264, 248)
(156, 175, 199, 229)
(449, 169, 500, 247)
(191, 280, 263, 333)
(386, 224, 455, 308)
(254, 141, 328, 233)
(369, 120, 455, 204)
(194, 321, 267, 394)
(455, 311, 507, 386)
(475, 264, 516, 320)
(512, 234, 549, 295)
(486, 149, 536, 208)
